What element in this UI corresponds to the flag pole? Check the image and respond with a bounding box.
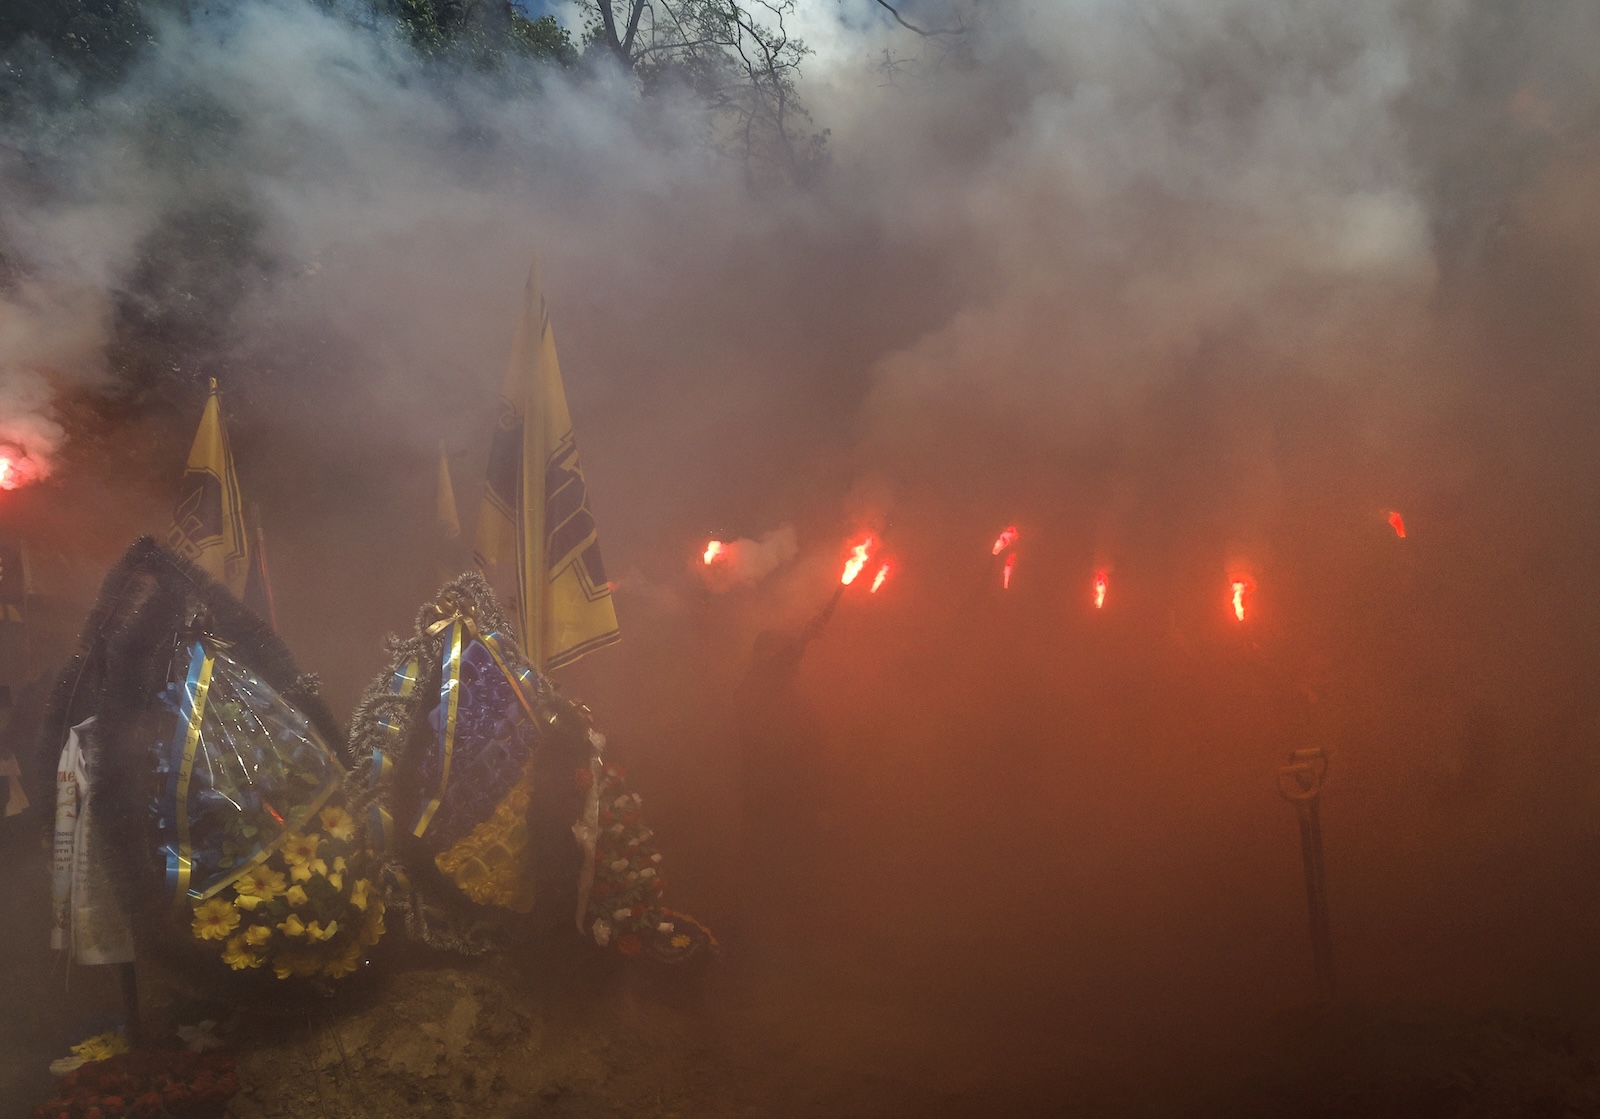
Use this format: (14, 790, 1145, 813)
(1278, 746, 1334, 1003)
(246, 503, 278, 630)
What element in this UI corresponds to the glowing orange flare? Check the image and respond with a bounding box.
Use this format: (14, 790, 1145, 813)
(992, 525, 1019, 555)
(1002, 553, 1015, 589)
(870, 563, 890, 593)
(703, 540, 725, 564)
(840, 536, 874, 585)
(1094, 571, 1108, 609)
(0, 459, 13, 489)
(1387, 511, 1406, 538)
(1231, 581, 1248, 621)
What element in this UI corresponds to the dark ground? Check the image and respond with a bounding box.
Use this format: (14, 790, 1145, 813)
(6, 803, 1600, 1119)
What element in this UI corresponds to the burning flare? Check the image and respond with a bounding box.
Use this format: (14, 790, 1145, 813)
(1002, 553, 1016, 590)
(703, 540, 726, 565)
(840, 536, 874, 586)
(1231, 580, 1249, 622)
(1094, 571, 1108, 609)
(992, 525, 1019, 555)
(870, 563, 890, 593)
(1387, 511, 1406, 538)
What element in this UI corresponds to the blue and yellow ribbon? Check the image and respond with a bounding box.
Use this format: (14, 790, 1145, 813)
(166, 641, 216, 907)
(412, 622, 464, 838)
(405, 592, 556, 841)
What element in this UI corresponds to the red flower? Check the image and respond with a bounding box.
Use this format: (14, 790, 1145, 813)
(574, 767, 593, 790)
(101, 1099, 124, 1113)
(616, 933, 641, 957)
(132, 1092, 164, 1118)
(652, 879, 666, 893)
(599, 810, 614, 825)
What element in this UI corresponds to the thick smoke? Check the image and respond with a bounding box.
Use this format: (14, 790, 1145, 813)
(4, 0, 1600, 1043)
(700, 525, 799, 591)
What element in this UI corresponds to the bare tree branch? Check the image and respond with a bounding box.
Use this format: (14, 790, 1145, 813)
(594, 0, 627, 61)
(874, 0, 966, 38)
(580, 0, 821, 181)
(621, 0, 648, 59)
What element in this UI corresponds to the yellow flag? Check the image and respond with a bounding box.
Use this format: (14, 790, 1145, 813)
(474, 260, 619, 669)
(437, 442, 461, 540)
(167, 379, 248, 596)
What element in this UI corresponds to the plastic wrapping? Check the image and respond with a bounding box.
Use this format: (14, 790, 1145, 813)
(155, 639, 345, 905)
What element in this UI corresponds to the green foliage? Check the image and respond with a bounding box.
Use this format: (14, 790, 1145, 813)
(509, 12, 576, 66)
(0, 0, 152, 90)
(387, 0, 578, 67)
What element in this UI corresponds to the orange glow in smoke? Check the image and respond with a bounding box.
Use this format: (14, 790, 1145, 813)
(1002, 553, 1016, 590)
(703, 540, 725, 564)
(992, 525, 1019, 555)
(1387, 511, 1406, 538)
(0, 459, 13, 489)
(841, 536, 874, 585)
(870, 563, 890, 593)
(1231, 580, 1249, 621)
(1094, 571, 1108, 609)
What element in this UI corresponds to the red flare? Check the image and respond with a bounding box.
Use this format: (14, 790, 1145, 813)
(870, 563, 890, 593)
(841, 536, 874, 585)
(703, 540, 726, 565)
(1002, 553, 1015, 590)
(0, 451, 41, 490)
(1231, 580, 1249, 622)
(1387, 510, 1406, 538)
(992, 525, 1019, 555)
(1093, 571, 1108, 609)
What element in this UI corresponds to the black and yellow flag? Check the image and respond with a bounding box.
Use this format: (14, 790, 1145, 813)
(167, 379, 248, 596)
(474, 260, 619, 670)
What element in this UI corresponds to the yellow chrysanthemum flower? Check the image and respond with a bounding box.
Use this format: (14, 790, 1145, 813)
(323, 941, 363, 979)
(327, 872, 344, 891)
(234, 893, 264, 911)
(289, 858, 327, 884)
(285, 884, 309, 908)
(281, 833, 322, 867)
(221, 935, 265, 970)
(304, 920, 339, 942)
(348, 878, 371, 912)
(358, 899, 386, 947)
(192, 898, 241, 941)
(670, 934, 691, 949)
(319, 806, 356, 842)
(235, 864, 287, 900)
(332, 855, 347, 874)
(243, 924, 273, 947)
(277, 914, 308, 938)
(70, 1032, 129, 1063)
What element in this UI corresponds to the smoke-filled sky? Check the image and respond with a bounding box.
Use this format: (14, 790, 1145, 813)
(5, 0, 1600, 1027)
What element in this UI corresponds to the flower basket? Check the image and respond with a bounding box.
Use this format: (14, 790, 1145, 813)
(31, 1051, 240, 1119)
